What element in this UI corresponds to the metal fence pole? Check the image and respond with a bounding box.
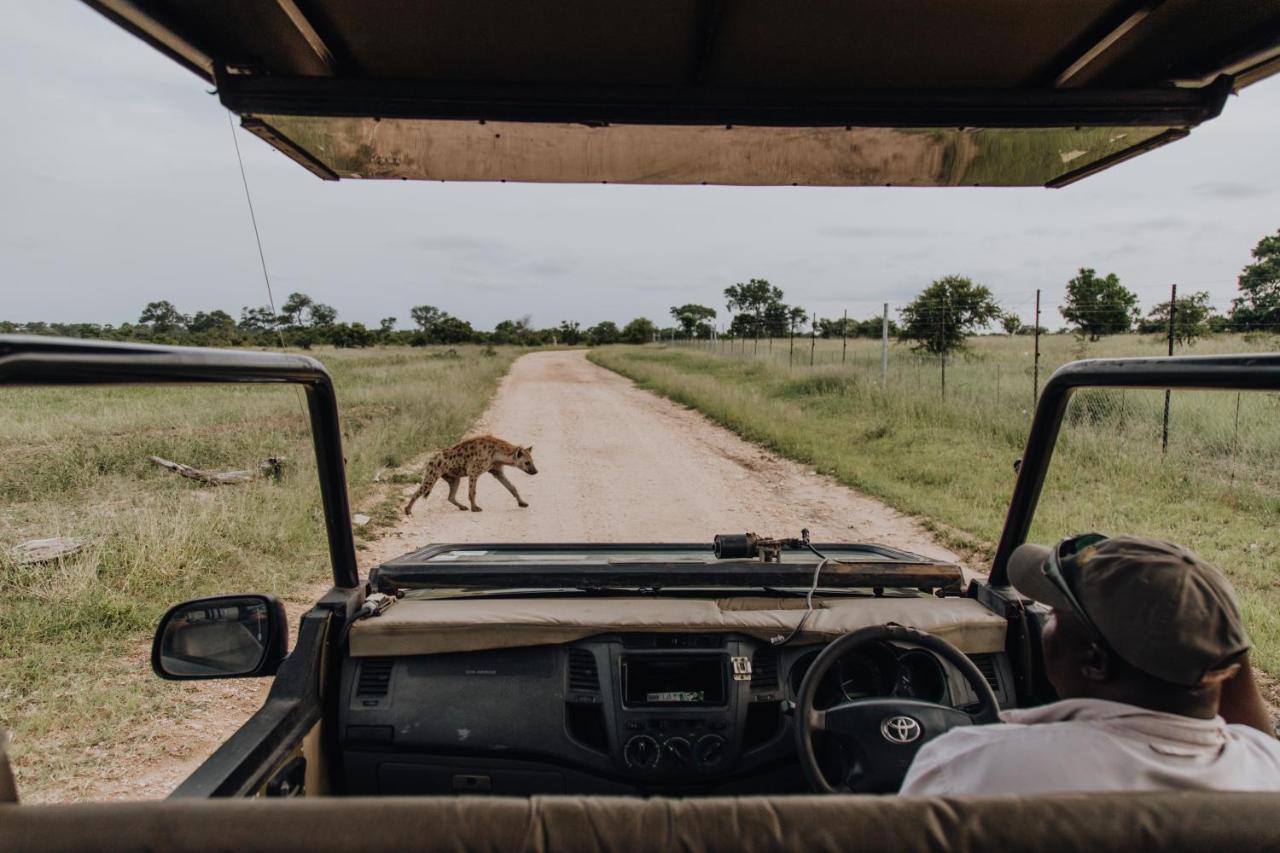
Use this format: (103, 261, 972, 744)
(842, 309, 848, 364)
(789, 318, 795, 367)
(809, 311, 816, 366)
(1033, 289, 1041, 407)
(881, 302, 889, 388)
(1162, 283, 1177, 453)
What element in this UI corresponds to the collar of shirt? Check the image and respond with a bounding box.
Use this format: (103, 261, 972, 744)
(1000, 697, 1228, 755)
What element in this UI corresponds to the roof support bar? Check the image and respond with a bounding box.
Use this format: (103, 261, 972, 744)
(1054, 1, 1163, 87)
(84, 0, 213, 81)
(273, 0, 336, 75)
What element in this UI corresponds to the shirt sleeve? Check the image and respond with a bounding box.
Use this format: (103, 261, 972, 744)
(898, 736, 954, 795)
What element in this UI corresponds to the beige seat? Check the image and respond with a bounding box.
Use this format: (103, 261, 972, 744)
(3, 792, 1279, 851)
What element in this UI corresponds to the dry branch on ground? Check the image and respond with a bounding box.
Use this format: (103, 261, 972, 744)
(147, 456, 283, 486)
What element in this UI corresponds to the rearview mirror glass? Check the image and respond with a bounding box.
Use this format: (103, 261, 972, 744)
(152, 594, 287, 680)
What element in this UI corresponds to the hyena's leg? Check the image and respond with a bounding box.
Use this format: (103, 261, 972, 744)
(403, 468, 441, 515)
(467, 473, 482, 512)
(489, 466, 528, 508)
(445, 475, 468, 511)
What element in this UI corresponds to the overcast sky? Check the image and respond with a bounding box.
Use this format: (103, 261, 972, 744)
(2, 4, 1278, 331)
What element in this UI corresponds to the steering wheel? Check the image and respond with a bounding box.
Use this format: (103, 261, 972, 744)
(795, 624, 1000, 793)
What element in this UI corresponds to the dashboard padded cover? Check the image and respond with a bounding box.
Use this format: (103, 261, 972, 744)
(348, 596, 1007, 657)
(4, 792, 1280, 851)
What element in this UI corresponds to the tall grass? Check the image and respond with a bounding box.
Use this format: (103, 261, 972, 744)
(0, 345, 517, 795)
(591, 336, 1280, 678)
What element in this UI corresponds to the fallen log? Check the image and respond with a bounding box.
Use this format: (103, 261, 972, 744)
(10, 537, 88, 565)
(148, 455, 283, 486)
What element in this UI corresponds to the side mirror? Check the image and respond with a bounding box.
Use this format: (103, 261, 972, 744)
(152, 594, 288, 680)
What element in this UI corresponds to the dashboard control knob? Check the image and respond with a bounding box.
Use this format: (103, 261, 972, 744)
(663, 736, 693, 766)
(694, 734, 727, 768)
(623, 735, 661, 769)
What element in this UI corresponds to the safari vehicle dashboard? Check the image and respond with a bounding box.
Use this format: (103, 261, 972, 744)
(339, 631, 1014, 795)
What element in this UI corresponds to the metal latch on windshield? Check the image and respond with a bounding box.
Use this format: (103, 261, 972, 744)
(731, 656, 752, 681)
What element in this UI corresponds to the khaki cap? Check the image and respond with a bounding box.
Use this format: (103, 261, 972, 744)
(1008, 535, 1250, 687)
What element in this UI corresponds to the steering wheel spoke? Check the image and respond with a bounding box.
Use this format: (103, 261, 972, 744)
(794, 625, 1002, 794)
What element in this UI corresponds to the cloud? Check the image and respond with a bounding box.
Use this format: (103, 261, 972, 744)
(1193, 181, 1272, 200)
(818, 225, 945, 239)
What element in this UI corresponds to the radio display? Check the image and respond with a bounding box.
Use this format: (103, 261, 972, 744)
(622, 655, 726, 707)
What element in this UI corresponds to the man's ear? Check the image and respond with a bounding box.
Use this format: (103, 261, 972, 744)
(1080, 643, 1112, 682)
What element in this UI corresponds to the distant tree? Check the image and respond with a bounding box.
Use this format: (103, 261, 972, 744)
(239, 305, 277, 332)
(1230, 229, 1280, 329)
(725, 279, 784, 339)
(329, 322, 375, 348)
(280, 292, 314, 327)
(555, 320, 582, 345)
(309, 303, 338, 326)
(585, 321, 621, 345)
(1001, 312, 1023, 335)
(435, 316, 476, 343)
(410, 305, 445, 332)
(897, 276, 1002, 355)
(1142, 291, 1214, 345)
(1060, 268, 1139, 340)
(187, 309, 235, 335)
(670, 304, 717, 338)
(621, 317, 657, 344)
(379, 317, 397, 334)
(139, 300, 187, 332)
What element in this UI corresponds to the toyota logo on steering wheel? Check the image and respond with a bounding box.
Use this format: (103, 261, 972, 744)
(880, 715, 922, 744)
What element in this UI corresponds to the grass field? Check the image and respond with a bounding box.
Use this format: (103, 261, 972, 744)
(0, 345, 517, 797)
(591, 333, 1280, 678)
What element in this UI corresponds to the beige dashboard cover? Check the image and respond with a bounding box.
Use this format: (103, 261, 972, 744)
(348, 596, 1007, 657)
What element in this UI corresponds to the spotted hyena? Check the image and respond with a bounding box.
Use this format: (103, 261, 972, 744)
(403, 435, 538, 515)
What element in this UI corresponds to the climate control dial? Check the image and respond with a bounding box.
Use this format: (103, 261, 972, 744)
(623, 734, 661, 769)
(694, 733, 727, 769)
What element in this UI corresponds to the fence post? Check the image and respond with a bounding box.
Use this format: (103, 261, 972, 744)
(809, 311, 816, 366)
(881, 303, 889, 388)
(1033, 289, 1041, 407)
(842, 309, 848, 364)
(789, 318, 795, 367)
(996, 363, 1001, 406)
(1162, 283, 1176, 454)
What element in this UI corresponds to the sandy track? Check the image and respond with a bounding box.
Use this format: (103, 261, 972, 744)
(55, 349, 953, 803)
(370, 350, 954, 562)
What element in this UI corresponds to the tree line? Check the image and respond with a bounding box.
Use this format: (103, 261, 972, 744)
(2, 293, 662, 349)
(672, 228, 1280, 356)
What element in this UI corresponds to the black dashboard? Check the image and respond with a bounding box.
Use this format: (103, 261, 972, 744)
(339, 633, 1014, 796)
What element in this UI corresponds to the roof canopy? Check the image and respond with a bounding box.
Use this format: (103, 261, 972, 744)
(86, 1, 1280, 186)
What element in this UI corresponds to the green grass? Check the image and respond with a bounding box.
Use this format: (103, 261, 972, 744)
(0, 345, 517, 797)
(590, 334, 1280, 678)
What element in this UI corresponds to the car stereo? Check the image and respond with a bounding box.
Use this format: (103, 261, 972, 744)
(621, 655, 727, 707)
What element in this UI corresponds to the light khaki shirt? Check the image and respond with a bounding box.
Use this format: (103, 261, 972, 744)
(900, 698, 1280, 795)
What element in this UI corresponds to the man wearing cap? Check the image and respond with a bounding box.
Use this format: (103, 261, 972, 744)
(901, 534, 1280, 795)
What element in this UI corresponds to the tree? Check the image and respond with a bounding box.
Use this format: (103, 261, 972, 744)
(379, 317, 397, 334)
(670, 304, 717, 338)
(897, 275, 1002, 354)
(410, 305, 445, 332)
(1230, 229, 1280, 329)
(724, 279, 783, 339)
(280, 292, 314, 327)
(139, 300, 186, 332)
(585, 321, 621, 345)
(187, 309, 235, 335)
(555, 320, 582, 345)
(309, 303, 338, 326)
(238, 305, 277, 332)
(1059, 268, 1139, 340)
(1001, 313, 1023, 335)
(1142, 291, 1214, 345)
(621, 317, 657, 344)
(435, 316, 476, 343)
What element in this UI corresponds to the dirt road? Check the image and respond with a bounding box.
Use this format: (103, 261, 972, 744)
(371, 350, 956, 560)
(61, 349, 954, 803)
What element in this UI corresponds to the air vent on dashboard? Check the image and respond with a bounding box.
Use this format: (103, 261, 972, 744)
(567, 648, 600, 693)
(968, 654, 1001, 694)
(751, 647, 780, 691)
(357, 659, 393, 697)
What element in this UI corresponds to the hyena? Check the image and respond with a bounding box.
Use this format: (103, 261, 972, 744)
(403, 435, 538, 515)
